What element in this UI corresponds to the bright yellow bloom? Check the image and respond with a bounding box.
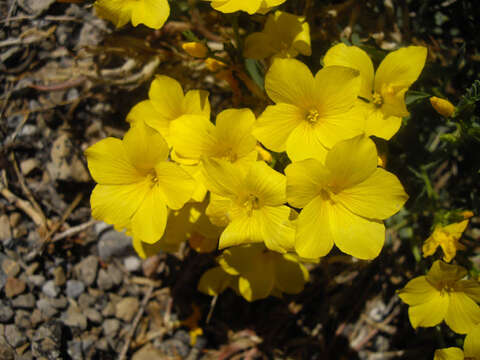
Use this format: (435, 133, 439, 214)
(324, 44, 427, 139)
(206, 0, 286, 15)
(423, 220, 469, 263)
(244, 11, 311, 60)
(85, 121, 195, 245)
(434, 327, 480, 360)
(127, 76, 210, 145)
(286, 136, 408, 259)
(94, 0, 169, 29)
(205, 58, 227, 72)
(254, 58, 362, 162)
(198, 244, 309, 301)
(398, 260, 480, 334)
(430, 96, 456, 117)
(202, 159, 294, 252)
(182, 42, 208, 58)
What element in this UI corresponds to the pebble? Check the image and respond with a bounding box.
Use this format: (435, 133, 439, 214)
(14, 310, 31, 329)
(27, 274, 45, 287)
(78, 293, 95, 310)
(84, 308, 102, 324)
(102, 318, 120, 338)
(53, 267, 66, 286)
(0, 215, 12, 244)
(132, 344, 164, 360)
(98, 230, 132, 260)
(5, 324, 27, 347)
(0, 337, 15, 360)
(74, 256, 98, 287)
(66, 280, 85, 299)
(0, 303, 14, 323)
(109, 265, 123, 286)
(20, 159, 39, 176)
(1, 259, 20, 278)
(115, 297, 139, 322)
(67, 339, 83, 360)
(36, 298, 59, 318)
(42, 280, 60, 298)
(12, 294, 35, 309)
(62, 306, 87, 330)
(97, 269, 113, 291)
(101, 302, 116, 317)
(5, 278, 26, 298)
(32, 321, 62, 359)
(49, 296, 68, 309)
(124, 256, 142, 273)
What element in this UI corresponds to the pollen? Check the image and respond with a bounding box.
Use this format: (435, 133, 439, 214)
(372, 92, 383, 107)
(306, 109, 321, 124)
(243, 194, 261, 215)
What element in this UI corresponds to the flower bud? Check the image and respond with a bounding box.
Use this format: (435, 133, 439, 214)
(182, 42, 208, 58)
(430, 96, 455, 117)
(205, 58, 227, 72)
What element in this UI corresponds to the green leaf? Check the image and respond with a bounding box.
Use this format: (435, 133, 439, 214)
(406, 90, 431, 105)
(245, 59, 264, 91)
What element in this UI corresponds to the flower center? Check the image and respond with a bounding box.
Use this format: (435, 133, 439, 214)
(147, 172, 159, 188)
(439, 281, 455, 296)
(306, 109, 321, 124)
(243, 194, 261, 215)
(372, 92, 383, 107)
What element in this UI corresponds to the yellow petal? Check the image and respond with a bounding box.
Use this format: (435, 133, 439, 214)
(427, 261, 468, 285)
(286, 121, 329, 162)
(244, 161, 286, 206)
(130, 0, 169, 29)
(295, 195, 334, 258)
(323, 43, 374, 101)
(458, 280, 480, 303)
(464, 324, 480, 359)
(285, 158, 328, 208)
(430, 96, 455, 118)
(198, 267, 233, 296)
(244, 32, 276, 59)
(214, 108, 257, 160)
(169, 115, 216, 160)
(265, 58, 315, 107)
(443, 220, 469, 237)
(123, 121, 169, 172)
(154, 162, 195, 210)
(127, 100, 170, 140)
(218, 213, 262, 249)
(210, 0, 261, 14)
(329, 202, 385, 260)
(237, 250, 275, 301)
(149, 75, 184, 119)
(313, 65, 360, 117)
(433, 348, 465, 360)
(397, 276, 439, 306)
(408, 295, 448, 329)
(274, 254, 309, 294)
(85, 137, 143, 184)
(132, 237, 166, 259)
(292, 19, 311, 57)
(182, 89, 211, 117)
(336, 168, 408, 220)
(206, 193, 233, 227)
(94, 0, 132, 28)
(445, 292, 480, 334)
(260, 206, 295, 253)
(90, 181, 151, 231)
(131, 187, 168, 244)
(358, 101, 402, 140)
(218, 244, 264, 276)
(202, 158, 244, 199)
(325, 135, 377, 190)
(254, 103, 304, 152)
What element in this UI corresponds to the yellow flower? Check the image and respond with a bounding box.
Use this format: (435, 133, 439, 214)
(423, 220, 469, 263)
(198, 244, 309, 301)
(434, 327, 480, 360)
(253, 58, 362, 162)
(324, 44, 427, 139)
(94, 0, 169, 29)
(182, 42, 208, 58)
(285, 136, 408, 259)
(206, 0, 286, 15)
(205, 58, 227, 72)
(202, 159, 295, 252)
(398, 260, 480, 334)
(127, 75, 210, 145)
(430, 96, 456, 117)
(85, 121, 195, 245)
(244, 11, 311, 60)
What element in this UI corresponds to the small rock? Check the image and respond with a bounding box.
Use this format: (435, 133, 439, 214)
(62, 306, 87, 330)
(2, 259, 20, 278)
(12, 294, 35, 309)
(0, 303, 14, 322)
(49, 296, 68, 309)
(0, 216, 12, 244)
(27, 275, 45, 287)
(18, 0, 56, 14)
(47, 134, 90, 182)
(84, 308, 102, 324)
(30, 309, 43, 328)
(32, 321, 63, 359)
(96, 338, 109, 351)
(98, 230, 132, 260)
(0, 337, 15, 360)
(53, 267, 66, 287)
(5, 278, 26, 298)
(115, 297, 139, 322)
(102, 319, 120, 338)
(36, 299, 59, 318)
(124, 256, 141, 273)
(20, 159, 39, 176)
(93, 221, 110, 235)
(77, 293, 95, 310)
(14, 310, 31, 329)
(67, 339, 83, 360)
(74, 256, 98, 286)
(132, 344, 164, 360)
(101, 302, 116, 317)
(156, 337, 190, 358)
(42, 280, 59, 298)
(5, 324, 27, 347)
(96, 269, 113, 291)
(108, 265, 123, 286)
(66, 280, 85, 299)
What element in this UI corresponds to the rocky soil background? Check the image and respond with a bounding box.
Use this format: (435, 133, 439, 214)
(0, 0, 478, 359)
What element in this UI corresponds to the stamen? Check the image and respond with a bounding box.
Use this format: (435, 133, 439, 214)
(306, 109, 320, 124)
